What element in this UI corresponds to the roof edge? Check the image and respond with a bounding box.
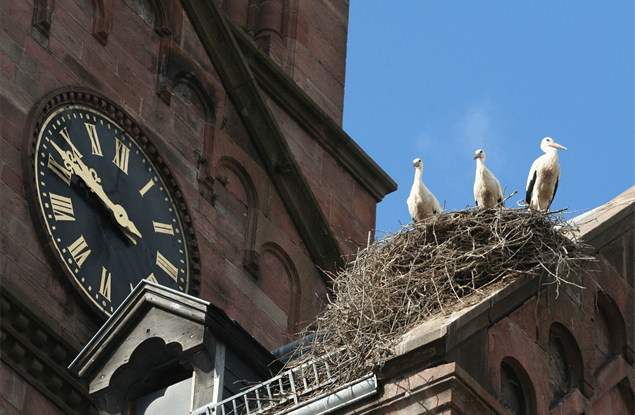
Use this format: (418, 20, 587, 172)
(227, 17, 398, 202)
(571, 186, 635, 252)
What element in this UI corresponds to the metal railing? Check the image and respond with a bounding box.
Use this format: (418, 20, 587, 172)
(192, 357, 338, 415)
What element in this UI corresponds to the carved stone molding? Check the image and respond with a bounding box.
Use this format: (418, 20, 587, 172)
(90, 0, 111, 45)
(260, 242, 300, 335)
(32, 0, 54, 39)
(0, 281, 98, 415)
(148, 0, 184, 41)
(156, 38, 217, 180)
(156, 38, 217, 112)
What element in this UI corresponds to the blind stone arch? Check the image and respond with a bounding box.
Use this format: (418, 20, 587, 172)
(32, 0, 111, 44)
(260, 242, 300, 336)
(218, 157, 259, 276)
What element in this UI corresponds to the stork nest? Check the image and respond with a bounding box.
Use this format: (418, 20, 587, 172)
(273, 206, 595, 407)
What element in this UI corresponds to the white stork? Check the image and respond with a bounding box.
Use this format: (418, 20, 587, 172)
(473, 149, 504, 208)
(407, 158, 442, 222)
(525, 137, 567, 212)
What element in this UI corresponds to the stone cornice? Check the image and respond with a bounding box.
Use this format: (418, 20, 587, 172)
(348, 362, 509, 415)
(0, 280, 98, 415)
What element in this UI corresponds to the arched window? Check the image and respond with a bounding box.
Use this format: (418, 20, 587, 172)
(594, 291, 627, 370)
(548, 323, 583, 408)
(500, 358, 535, 415)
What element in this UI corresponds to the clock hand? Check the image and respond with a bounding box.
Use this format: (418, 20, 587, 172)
(50, 141, 143, 244)
(59, 128, 84, 159)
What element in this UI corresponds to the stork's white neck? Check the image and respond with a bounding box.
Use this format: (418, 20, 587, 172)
(475, 158, 488, 175)
(414, 166, 423, 183)
(544, 147, 560, 161)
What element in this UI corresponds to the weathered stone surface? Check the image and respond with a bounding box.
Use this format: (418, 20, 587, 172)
(345, 363, 510, 415)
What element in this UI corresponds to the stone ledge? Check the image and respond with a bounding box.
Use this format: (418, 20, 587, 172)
(346, 362, 509, 415)
(395, 273, 543, 358)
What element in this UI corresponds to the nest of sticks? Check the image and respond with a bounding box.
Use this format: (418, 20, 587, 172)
(272, 205, 595, 409)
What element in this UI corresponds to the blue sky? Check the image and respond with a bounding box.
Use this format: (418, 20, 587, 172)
(343, 1, 634, 234)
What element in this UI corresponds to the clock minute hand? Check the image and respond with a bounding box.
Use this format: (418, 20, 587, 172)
(50, 142, 143, 244)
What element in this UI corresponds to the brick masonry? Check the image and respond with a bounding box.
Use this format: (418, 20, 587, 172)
(1, 0, 396, 413)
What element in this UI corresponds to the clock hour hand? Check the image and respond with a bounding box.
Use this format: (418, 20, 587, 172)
(109, 205, 143, 245)
(50, 141, 143, 244)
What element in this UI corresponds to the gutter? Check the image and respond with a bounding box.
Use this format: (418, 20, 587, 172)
(277, 374, 378, 415)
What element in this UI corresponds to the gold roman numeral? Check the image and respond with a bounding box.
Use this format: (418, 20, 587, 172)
(59, 127, 72, 145)
(68, 235, 91, 268)
(47, 154, 72, 185)
(156, 251, 178, 281)
(99, 267, 111, 301)
(152, 221, 174, 235)
(139, 179, 155, 196)
(85, 123, 103, 156)
(49, 193, 75, 221)
(112, 138, 130, 174)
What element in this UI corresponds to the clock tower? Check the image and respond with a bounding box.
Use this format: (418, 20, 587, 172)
(1, 0, 396, 414)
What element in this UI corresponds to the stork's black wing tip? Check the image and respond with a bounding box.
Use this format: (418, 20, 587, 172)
(526, 171, 537, 206)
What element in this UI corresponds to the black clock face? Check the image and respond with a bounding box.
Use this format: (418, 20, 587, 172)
(33, 104, 190, 317)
